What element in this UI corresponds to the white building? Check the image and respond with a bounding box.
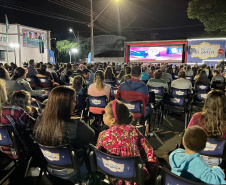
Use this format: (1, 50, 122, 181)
(0, 23, 51, 67)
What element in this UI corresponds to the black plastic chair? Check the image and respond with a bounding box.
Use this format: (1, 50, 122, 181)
(199, 137, 226, 170)
(37, 77, 51, 88)
(115, 78, 121, 86)
(87, 95, 108, 126)
(163, 88, 191, 129)
(120, 99, 150, 135)
(0, 125, 33, 183)
(148, 86, 165, 126)
(111, 87, 118, 99)
(31, 136, 87, 184)
(186, 76, 193, 81)
(104, 80, 115, 87)
(193, 84, 209, 107)
(200, 138, 226, 160)
(89, 144, 144, 185)
(156, 166, 205, 185)
(26, 77, 36, 89)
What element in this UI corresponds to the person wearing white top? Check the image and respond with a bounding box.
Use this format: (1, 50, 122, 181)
(171, 71, 192, 90)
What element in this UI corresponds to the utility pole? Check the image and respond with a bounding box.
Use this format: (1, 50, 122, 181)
(90, 0, 94, 62)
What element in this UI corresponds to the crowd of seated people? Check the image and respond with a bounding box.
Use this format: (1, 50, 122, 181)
(0, 60, 226, 185)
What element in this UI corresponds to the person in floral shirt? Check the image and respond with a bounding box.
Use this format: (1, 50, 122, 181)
(96, 100, 158, 185)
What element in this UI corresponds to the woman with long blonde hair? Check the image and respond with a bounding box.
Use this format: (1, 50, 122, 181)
(88, 70, 111, 100)
(188, 90, 226, 138)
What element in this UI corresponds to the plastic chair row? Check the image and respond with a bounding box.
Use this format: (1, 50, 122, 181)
(1, 124, 226, 185)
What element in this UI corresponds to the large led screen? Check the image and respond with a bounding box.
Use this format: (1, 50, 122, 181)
(130, 46, 183, 63)
(23, 29, 46, 48)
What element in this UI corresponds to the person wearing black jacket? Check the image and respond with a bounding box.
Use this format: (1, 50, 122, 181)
(34, 86, 95, 183)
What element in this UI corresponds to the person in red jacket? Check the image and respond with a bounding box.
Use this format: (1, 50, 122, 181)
(116, 65, 152, 136)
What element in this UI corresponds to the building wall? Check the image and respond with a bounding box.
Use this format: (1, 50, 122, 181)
(0, 23, 51, 67)
(85, 57, 124, 63)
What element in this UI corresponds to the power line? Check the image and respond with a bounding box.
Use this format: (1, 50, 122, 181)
(48, 0, 114, 27)
(0, 0, 112, 34)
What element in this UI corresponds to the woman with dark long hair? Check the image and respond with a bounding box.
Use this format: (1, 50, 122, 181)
(104, 66, 115, 82)
(72, 75, 86, 111)
(195, 70, 210, 87)
(34, 86, 94, 183)
(12, 67, 45, 96)
(39, 65, 54, 81)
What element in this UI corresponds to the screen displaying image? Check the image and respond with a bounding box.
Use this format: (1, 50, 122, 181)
(130, 46, 183, 62)
(23, 29, 46, 48)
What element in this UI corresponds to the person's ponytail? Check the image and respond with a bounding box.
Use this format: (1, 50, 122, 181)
(95, 71, 104, 90)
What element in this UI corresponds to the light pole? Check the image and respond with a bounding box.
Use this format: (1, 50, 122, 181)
(10, 42, 20, 65)
(69, 28, 79, 44)
(69, 48, 78, 63)
(90, 0, 118, 62)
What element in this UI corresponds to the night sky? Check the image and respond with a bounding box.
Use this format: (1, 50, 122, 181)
(0, 0, 204, 40)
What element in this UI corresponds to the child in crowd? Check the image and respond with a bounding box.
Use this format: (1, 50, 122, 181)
(97, 100, 158, 184)
(170, 126, 226, 184)
(10, 90, 39, 118)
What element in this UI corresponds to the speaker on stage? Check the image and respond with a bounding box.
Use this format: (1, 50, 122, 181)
(39, 42, 44, 53)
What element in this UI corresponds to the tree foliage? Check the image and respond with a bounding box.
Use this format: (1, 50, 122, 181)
(56, 40, 80, 63)
(56, 40, 91, 63)
(187, 0, 226, 32)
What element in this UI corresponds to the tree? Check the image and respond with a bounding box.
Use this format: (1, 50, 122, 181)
(56, 40, 80, 63)
(187, 0, 226, 32)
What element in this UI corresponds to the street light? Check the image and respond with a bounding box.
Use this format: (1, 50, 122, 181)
(69, 48, 78, 63)
(69, 28, 79, 44)
(90, 0, 119, 62)
(10, 42, 20, 65)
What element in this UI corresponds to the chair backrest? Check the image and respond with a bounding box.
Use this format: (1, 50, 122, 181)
(148, 86, 164, 96)
(200, 138, 226, 160)
(89, 144, 144, 185)
(156, 166, 204, 185)
(196, 91, 208, 101)
(111, 87, 118, 98)
(32, 137, 79, 171)
(186, 76, 193, 81)
(26, 77, 36, 88)
(167, 88, 189, 106)
(104, 80, 115, 87)
(171, 88, 189, 97)
(88, 95, 108, 108)
(174, 75, 178, 79)
(0, 124, 20, 159)
(120, 99, 144, 115)
(115, 78, 121, 85)
(37, 77, 51, 88)
(196, 84, 209, 91)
